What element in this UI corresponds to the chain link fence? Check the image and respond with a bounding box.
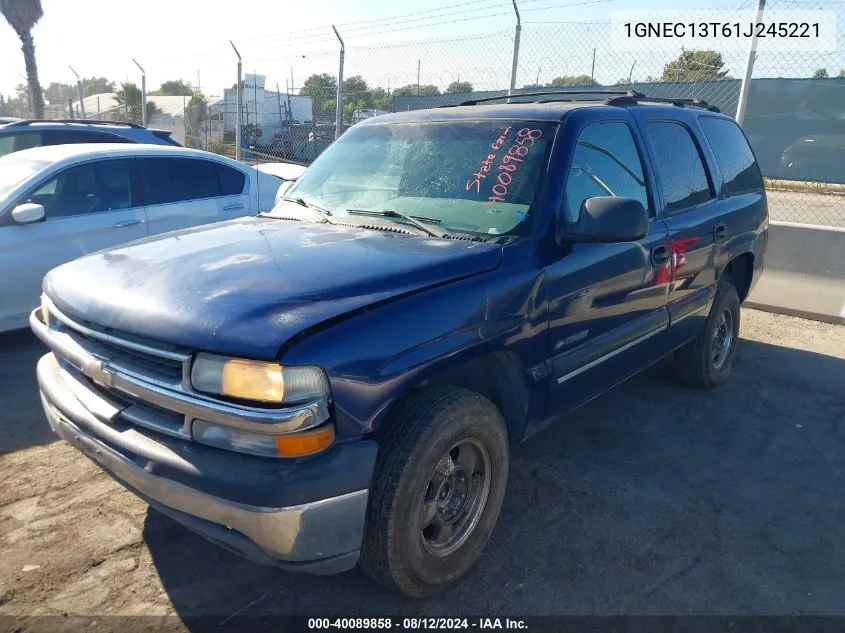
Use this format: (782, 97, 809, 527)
(2, 0, 843, 226)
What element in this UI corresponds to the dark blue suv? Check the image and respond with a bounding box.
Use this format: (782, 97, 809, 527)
(0, 119, 180, 156)
(30, 91, 767, 597)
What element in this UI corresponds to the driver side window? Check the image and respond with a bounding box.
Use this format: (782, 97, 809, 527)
(563, 122, 649, 222)
(25, 160, 134, 219)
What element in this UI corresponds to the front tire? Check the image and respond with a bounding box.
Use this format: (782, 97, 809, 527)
(672, 281, 741, 389)
(359, 386, 509, 597)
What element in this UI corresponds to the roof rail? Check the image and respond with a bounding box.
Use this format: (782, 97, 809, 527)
(604, 94, 720, 112)
(4, 118, 145, 129)
(446, 89, 642, 107)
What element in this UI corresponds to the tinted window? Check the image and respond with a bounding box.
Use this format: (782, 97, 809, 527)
(563, 122, 649, 222)
(217, 164, 246, 195)
(26, 159, 134, 218)
(700, 117, 763, 194)
(142, 158, 221, 205)
(0, 132, 42, 157)
(646, 121, 713, 213)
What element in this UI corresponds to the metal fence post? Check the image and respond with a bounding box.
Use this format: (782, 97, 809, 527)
(736, 0, 766, 125)
(132, 59, 146, 127)
(332, 25, 345, 140)
(230, 40, 242, 161)
(508, 0, 521, 101)
(69, 66, 86, 119)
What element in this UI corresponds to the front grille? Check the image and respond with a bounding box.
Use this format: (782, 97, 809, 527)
(76, 330, 184, 383)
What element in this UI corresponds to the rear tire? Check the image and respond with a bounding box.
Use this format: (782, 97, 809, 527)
(672, 281, 741, 389)
(359, 386, 509, 597)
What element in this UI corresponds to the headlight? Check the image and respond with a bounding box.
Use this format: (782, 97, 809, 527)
(190, 353, 329, 404)
(192, 419, 335, 458)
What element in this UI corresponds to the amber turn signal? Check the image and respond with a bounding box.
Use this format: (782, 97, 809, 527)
(275, 425, 335, 457)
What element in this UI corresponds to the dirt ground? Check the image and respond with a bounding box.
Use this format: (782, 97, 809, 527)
(0, 309, 843, 626)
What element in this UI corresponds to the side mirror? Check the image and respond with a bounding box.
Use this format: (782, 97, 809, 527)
(11, 203, 45, 225)
(560, 196, 648, 244)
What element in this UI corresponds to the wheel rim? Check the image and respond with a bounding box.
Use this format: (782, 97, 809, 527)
(712, 308, 734, 370)
(419, 438, 491, 557)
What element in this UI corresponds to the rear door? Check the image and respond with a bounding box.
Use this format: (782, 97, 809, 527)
(139, 157, 250, 235)
(0, 158, 146, 324)
(637, 118, 729, 344)
(544, 115, 671, 418)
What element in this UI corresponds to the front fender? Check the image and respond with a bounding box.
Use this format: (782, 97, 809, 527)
(280, 252, 549, 441)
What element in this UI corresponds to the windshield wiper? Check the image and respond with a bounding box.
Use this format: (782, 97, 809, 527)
(283, 197, 333, 217)
(346, 209, 448, 238)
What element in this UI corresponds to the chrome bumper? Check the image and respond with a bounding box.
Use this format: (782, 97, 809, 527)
(36, 350, 370, 574)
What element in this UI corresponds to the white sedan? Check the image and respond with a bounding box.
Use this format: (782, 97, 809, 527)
(0, 143, 282, 333)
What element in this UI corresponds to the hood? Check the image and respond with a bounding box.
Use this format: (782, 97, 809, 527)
(44, 217, 502, 359)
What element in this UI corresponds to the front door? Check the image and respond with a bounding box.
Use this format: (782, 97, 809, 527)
(544, 120, 671, 419)
(0, 158, 147, 326)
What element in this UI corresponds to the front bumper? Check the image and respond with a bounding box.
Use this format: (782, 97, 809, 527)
(36, 351, 376, 574)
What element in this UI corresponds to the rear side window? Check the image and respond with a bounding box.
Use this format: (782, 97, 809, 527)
(216, 164, 246, 195)
(141, 157, 221, 205)
(700, 117, 763, 194)
(0, 132, 42, 157)
(646, 121, 713, 214)
(563, 121, 650, 222)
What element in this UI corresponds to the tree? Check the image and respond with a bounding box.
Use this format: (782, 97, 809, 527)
(300, 73, 337, 117)
(154, 79, 193, 96)
(392, 84, 440, 96)
(812, 67, 828, 78)
(370, 87, 391, 111)
(114, 82, 148, 123)
(185, 92, 208, 148)
(521, 83, 542, 90)
(550, 75, 598, 87)
(662, 50, 729, 82)
(343, 75, 370, 104)
(446, 81, 473, 94)
(1, 0, 45, 117)
(44, 77, 115, 105)
(839, 69, 845, 78)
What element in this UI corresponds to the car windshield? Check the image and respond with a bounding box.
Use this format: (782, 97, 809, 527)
(281, 120, 555, 236)
(0, 155, 51, 200)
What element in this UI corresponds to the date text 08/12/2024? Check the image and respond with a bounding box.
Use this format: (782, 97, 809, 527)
(307, 617, 529, 630)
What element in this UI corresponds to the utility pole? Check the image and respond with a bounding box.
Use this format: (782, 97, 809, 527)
(69, 66, 86, 119)
(416, 60, 421, 95)
(230, 41, 242, 160)
(736, 0, 766, 124)
(508, 0, 521, 101)
(628, 61, 637, 86)
(132, 59, 146, 126)
(332, 25, 345, 139)
(591, 48, 596, 83)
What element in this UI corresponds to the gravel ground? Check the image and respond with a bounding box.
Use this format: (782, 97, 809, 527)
(0, 309, 843, 626)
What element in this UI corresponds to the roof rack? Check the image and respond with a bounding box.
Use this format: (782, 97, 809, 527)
(437, 89, 720, 112)
(4, 119, 145, 129)
(604, 94, 720, 112)
(445, 89, 638, 107)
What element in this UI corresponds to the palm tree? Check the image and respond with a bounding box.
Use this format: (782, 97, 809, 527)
(1, 0, 45, 118)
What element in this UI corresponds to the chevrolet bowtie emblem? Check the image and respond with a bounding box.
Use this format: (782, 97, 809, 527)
(82, 358, 114, 388)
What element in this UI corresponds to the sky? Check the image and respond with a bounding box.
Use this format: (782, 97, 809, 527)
(1, 0, 841, 103)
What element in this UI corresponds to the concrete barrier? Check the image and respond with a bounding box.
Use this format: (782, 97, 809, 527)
(746, 221, 845, 325)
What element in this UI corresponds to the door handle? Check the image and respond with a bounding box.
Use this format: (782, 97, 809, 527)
(223, 204, 245, 211)
(651, 244, 670, 267)
(112, 219, 143, 228)
(714, 223, 727, 243)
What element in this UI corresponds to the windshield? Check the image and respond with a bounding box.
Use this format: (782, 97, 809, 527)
(282, 120, 555, 236)
(0, 155, 51, 200)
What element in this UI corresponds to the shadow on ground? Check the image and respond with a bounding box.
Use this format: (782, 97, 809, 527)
(144, 338, 845, 619)
(0, 330, 51, 454)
